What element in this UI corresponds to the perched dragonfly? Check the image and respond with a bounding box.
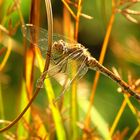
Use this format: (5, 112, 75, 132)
(22, 24, 140, 100)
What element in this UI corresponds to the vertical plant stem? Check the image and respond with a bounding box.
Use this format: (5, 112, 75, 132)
(110, 92, 140, 137)
(27, 0, 40, 98)
(17, 81, 30, 139)
(21, 1, 42, 139)
(74, 0, 82, 40)
(129, 125, 140, 140)
(44, 0, 53, 71)
(62, 0, 83, 139)
(0, 85, 4, 120)
(63, 5, 74, 139)
(0, 0, 53, 133)
(0, 87, 41, 132)
(110, 99, 127, 137)
(63, 4, 72, 37)
(70, 1, 82, 139)
(16, 0, 40, 137)
(15, 0, 25, 25)
(71, 65, 78, 140)
(0, 38, 12, 71)
(61, 0, 76, 19)
(83, 0, 116, 138)
(44, 1, 66, 140)
(123, 95, 140, 139)
(26, 0, 40, 98)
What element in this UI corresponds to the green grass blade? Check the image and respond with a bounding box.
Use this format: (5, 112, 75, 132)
(0, 84, 4, 120)
(0, 85, 4, 140)
(17, 80, 31, 139)
(44, 79, 66, 140)
(78, 99, 111, 140)
(36, 49, 66, 140)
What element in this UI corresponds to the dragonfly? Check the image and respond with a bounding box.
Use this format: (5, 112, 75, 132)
(22, 24, 140, 100)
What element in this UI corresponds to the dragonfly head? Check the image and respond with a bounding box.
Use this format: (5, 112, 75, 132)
(52, 40, 66, 55)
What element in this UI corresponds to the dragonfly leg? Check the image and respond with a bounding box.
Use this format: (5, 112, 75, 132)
(52, 48, 83, 65)
(36, 49, 83, 88)
(36, 61, 68, 88)
(53, 57, 88, 103)
(51, 53, 67, 65)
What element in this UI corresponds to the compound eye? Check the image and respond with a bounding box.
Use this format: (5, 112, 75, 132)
(57, 42, 63, 50)
(52, 41, 63, 54)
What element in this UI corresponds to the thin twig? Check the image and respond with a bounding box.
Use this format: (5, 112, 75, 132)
(83, 0, 116, 137)
(0, 0, 53, 133)
(70, 0, 83, 139)
(61, 0, 77, 19)
(0, 38, 12, 71)
(44, 0, 53, 71)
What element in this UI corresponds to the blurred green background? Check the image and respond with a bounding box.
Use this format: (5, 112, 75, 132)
(0, 0, 140, 139)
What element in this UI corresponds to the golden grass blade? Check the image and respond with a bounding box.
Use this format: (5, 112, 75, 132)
(0, 31, 23, 55)
(61, 0, 76, 19)
(0, 38, 12, 71)
(17, 80, 31, 139)
(31, 108, 49, 140)
(129, 125, 140, 140)
(109, 99, 127, 137)
(25, 48, 35, 97)
(35, 47, 66, 140)
(0, 85, 4, 120)
(71, 0, 83, 139)
(83, 0, 116, 133)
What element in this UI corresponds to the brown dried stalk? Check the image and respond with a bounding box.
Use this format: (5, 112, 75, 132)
(0, 0, 53, 133)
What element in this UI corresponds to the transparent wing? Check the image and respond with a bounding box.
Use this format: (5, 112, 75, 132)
(22, 24, 77, 58)
(21, 24, 88, 91)
(76, 65, 88, 80)
(36, 48, 84, 88)
(54, 57, 88, 102)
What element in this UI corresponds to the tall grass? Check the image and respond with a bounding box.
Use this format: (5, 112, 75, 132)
(0, 0, 140, 139)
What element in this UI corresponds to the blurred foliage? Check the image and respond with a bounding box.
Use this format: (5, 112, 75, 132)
(0, 0, 140, 140)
